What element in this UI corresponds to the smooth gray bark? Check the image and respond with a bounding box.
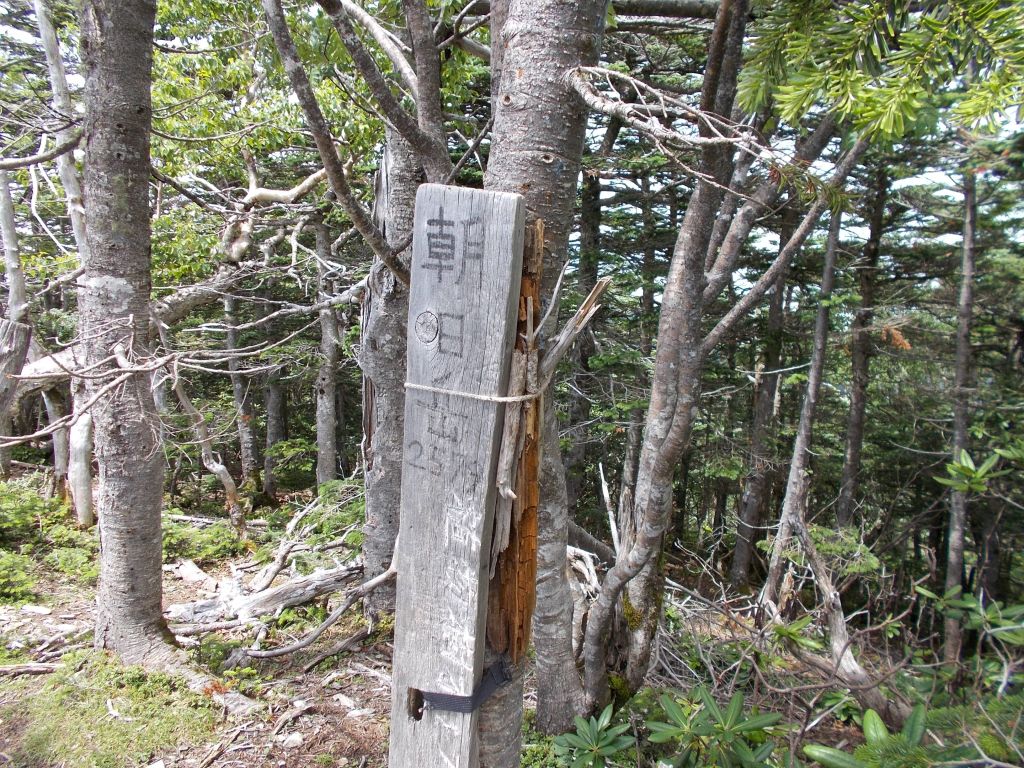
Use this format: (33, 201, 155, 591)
(1, 171, 27, 325)
(583, 0, 751, 700)
(68, 409, 94, 526)
(944, 170, 976, 666)
(34, 0, 95, 522)
(82, 0, 168, 661)
(315, 219, 340, 487)
(1, 170, 31, 475)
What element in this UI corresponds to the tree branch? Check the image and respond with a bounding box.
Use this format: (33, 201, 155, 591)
(701, 137, 869, 355)
(702, 114, 836, 302)
(0, 131, 82, 171)
(243, 167, 327, 205)
(316, 0, 451, 181)
(337, 0, 418, 92)
(261, 0, 408, 285)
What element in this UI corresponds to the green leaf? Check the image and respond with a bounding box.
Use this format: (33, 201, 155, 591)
(901, 704, 926, 747)
(977, 453, 1000, 475)
(564, 733, 589, 750)
(725, 693, 744, 727)
(861, 709, 889, 745)
(645, 726, 683, 744)
(735, 712, 783, 732)
(659, 694, 689, 727)
(959, 449, 975, 471)
(803, 744, 867, 768)
(753, 741, 776, 762)
(695, 686, 724, 723)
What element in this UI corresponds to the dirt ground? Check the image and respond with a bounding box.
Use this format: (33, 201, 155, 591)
(0, 568, 393, 768)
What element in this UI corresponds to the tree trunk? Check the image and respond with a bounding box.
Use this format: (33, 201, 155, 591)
(761, 213, 842, 610)
(483, 0, 607, 737)
(759, 212, 908, 726)
(262, 365, 287, 498)
(729, 212, 792, 589)
(0, 320, 30, 476)
(360, 126, 417, 613)
(224, 295, 260, 483)
(35, 0, 95, 523)
(68, 409, 94, 526)
(584, 0, 751, 702)
(41, 389, 70, 500)
(1, 171, 27, 326)
(836, 168, 889, 527)
(944, 169, 976, 667)
(82, 0, 168, 662)
(1, 169, 32, 477)
(315, 219, 340, 487)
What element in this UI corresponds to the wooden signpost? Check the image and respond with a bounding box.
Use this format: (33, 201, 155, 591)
(388, 184, 525, 768)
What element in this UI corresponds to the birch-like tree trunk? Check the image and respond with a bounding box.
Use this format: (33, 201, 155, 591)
(315, 218, 340, 487)
(82, 0, 168, 661)
(0, 169, 31, 476)
(944, 169, 976, 666)
(34, 0, 95, 521)
(68, 408, 94, 526)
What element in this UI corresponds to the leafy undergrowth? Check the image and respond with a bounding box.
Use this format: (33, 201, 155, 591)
(162, 515, 249, 565)
(0, 651, 220, 768)
(0, 476, 98, 603)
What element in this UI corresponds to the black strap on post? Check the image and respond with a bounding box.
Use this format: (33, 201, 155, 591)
(421, 657, 513, 714)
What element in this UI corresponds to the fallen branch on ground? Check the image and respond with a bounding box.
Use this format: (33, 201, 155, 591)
(0, 662, 59, 676)
(246, 564, 395, 659)
(167, 562, 362, 625)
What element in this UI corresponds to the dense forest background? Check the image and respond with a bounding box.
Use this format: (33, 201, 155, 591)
(0, 0, 1023, 766)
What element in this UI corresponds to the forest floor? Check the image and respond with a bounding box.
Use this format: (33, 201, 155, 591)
(0, 552, 866, 768)
(0, 473, 970, 768)
(0, 561, 394, 767)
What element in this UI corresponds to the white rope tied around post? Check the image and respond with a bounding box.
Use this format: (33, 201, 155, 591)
(403, 381, 541, 403)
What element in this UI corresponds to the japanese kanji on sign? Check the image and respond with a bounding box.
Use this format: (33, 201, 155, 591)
(388, 184, 525, 768)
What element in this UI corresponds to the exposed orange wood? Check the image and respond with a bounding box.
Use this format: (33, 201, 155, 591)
(487, 219, 543, 663)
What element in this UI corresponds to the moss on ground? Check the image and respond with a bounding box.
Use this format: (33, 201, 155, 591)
(2, 650, 219, 768)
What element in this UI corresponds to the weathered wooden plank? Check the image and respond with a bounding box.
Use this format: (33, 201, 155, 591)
(389, 184, 525, 768)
